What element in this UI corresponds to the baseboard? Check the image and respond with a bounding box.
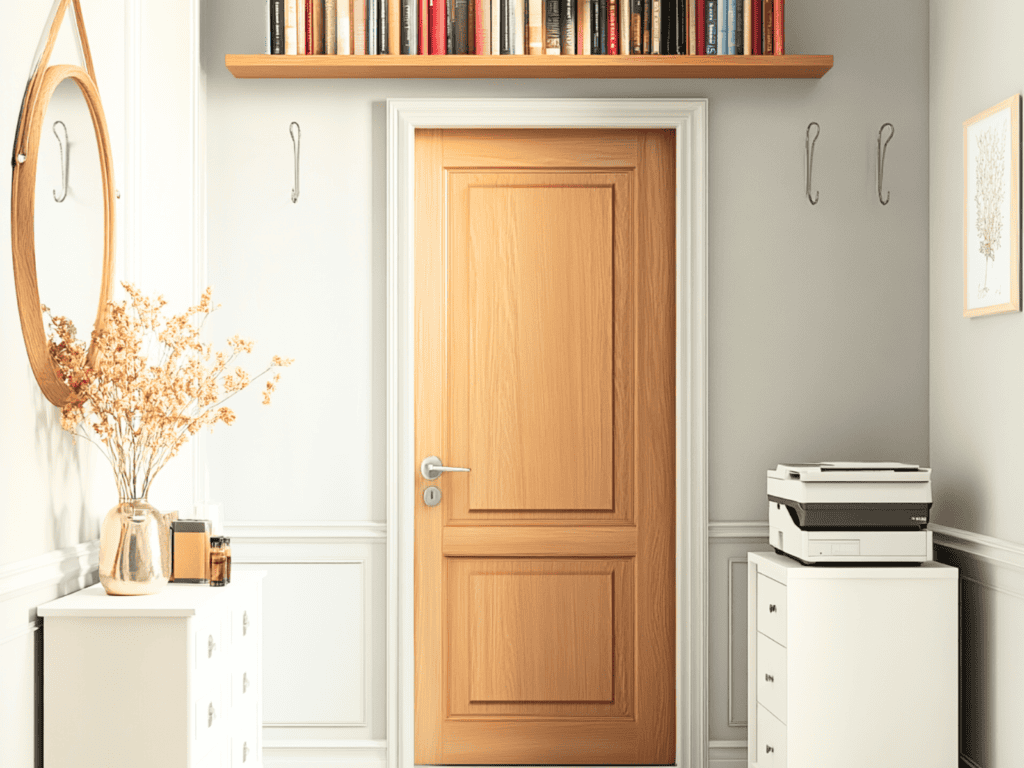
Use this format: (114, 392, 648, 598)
(262, 739, 387, 767)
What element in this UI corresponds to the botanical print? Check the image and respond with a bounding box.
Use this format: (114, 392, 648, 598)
(964, 95, 1020, 316)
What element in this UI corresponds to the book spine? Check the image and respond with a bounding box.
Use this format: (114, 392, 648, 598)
(630, 0, 641, 54)
(563, 0, 576, 53)
(469, 0, 477, 51)
(726, 0, 734, 54)
(446, 0, 454, 53)
(640, 0, 649, 52)
(354, 0, 366, 52)
(576, 0, 584, 53)
(491, 0, 501, 52)
(389, 0, 400, 51)
(312, 0, 323, 53)
(650, 0, 659, 53)
(678, 0, 686, 53)
(325, 0, 337, 52)
(476, 0, 489, 52)
(749, 0, 758, 53)
(716, 0, 724, 55)
(271, 0, 285, 53)
(762, 0, 772, 54)
(418, 0, 426, 51)
(704, 0, 715, 54)
(544, 0, 560, 53)
(772, 0, 782, 54)
(454, 0, 469, 51)
(598, 0, 607, 52)
(695, 0, 704, 53)
(401, 0, 414, 51)
(687, 0, 695, 53)
(498, 0, 509, 52)
(297, 0, 307, 52)
(368, 0, 378, 52)
(742, 0, 750, 53)
(663, 0, 673, 53)
(513, 0, 525, 52)
(619, 0, 629, 52)
(581, 0, 590, 53)
(284, 0, 298, 52)
(607, 0, 616, 53)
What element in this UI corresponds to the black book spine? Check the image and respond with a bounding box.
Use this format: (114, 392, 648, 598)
(663, 0, 674, 54)
(677, 0, 685, 53)
(562, 0, 575, 52)
(401, 0, 413, 52)
(447, 0, 455, 55)
(455, 0, 469, 52)
(704, 0, 716, 54)
(598, 0, 607, 52)
(368, 0, 379, 52)
(735, 0, 743, 53)
(500, 0, 511, 53)
(590, 0, 599, 53)
(271, 0, 285, 53)
(630, 0, 642, 54)
(382, 0, 390, 52)
(545, 0, 560, 51)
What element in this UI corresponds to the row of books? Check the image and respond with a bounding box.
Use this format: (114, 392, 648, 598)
(266, 0, 785, 56)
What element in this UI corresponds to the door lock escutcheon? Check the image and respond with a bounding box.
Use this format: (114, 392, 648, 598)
(423, 486, 442, 506)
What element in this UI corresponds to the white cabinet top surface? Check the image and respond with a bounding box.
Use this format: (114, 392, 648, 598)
(38, 571, 265, 617)
(750, 550, 957, 583)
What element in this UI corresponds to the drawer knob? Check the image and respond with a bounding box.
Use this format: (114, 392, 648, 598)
(243, 742, 249, 762)
(243, 672, 250, 694)
(768, 604, 778, 613)
(208, 634, 217, 658)
(208, 702, 216, 728)
(766, 745, 775, 754)
(765, 673, 774, 683)
(243, 610, 250, 636)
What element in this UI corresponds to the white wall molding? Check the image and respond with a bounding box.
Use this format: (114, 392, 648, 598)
(709, 521, 769, 540)
(0, 541, 99, 604)
(725, 557, 747, 729)
(263, 738, 387, 768)
(387, 97, 709, 768)
(224, 521, 386, 541)
(708, 740, 746, 768)
(931, 523, 1024, 569)
(0, 620, 40, 647)
(932, 523, 1024, 600)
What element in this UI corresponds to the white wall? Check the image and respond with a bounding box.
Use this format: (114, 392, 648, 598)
(929, 0, 1024, 766)
(202, 0, 930, 764)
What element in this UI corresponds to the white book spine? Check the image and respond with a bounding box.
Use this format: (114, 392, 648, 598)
(514, 0, 525, 53)
(298, 0, 307, 54)
(339, 0, 352, 52)
(285, 0, 298, 53)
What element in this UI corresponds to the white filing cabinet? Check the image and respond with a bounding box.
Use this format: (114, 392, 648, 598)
(747, 552, 957, 768)
(39, 571, 264, 768)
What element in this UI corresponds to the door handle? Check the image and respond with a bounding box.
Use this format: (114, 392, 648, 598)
(420, 456, 471, 481)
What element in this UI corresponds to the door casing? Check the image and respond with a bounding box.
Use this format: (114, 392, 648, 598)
(386, 98, 709, 768)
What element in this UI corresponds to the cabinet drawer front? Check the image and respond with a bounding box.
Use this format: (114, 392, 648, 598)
(231, 727, 258, 768)
(756, 632, 788, 723)
(195, 618, 226, 672)
(232, 603, 258, 652)
(194, 686, 227, 756)
(756, 704, 787, 768)
(232, 663, 259, 709)
(757, 574, 787, 646)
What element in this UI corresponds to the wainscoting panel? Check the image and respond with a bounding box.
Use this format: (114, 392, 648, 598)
(229, 522, 387, 760)
(934, 525, 1024, 768)
(707, 524, 771, 744)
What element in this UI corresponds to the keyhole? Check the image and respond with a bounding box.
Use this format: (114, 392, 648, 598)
(423, 486, 442, 507)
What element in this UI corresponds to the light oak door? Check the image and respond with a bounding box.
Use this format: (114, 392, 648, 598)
(415, 128, 675, 765)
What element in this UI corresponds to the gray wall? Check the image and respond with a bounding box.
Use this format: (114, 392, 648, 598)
(930, 2, 1024, 767)
(203, 0, 930, 760)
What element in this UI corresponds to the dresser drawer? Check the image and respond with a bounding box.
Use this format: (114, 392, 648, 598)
(756, 632, 788, 723)
(756, 704, 787, 768)
(194, 684, 227, 756)
(195, 617, 226, 672)
(231, 663, 259, 709)
(757, 574, 787, 646)
(232, 603, 258, 653)
(231, 718, 259, 768)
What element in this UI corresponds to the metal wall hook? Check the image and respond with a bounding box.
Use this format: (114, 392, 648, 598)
(877, 123, 894, 206)
(805, 122, 820, 206)
(289, 121, 300, 203)
(53, 120, 68, 202)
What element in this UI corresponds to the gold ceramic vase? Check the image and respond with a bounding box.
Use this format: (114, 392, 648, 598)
(98, 498, 171, 596)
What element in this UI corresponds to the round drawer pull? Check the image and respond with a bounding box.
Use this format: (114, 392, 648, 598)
(208, 634, 217, 658)
(242, 611, 250, 636)
(768, 604, 778, 613)
(208, 702, 216, 728)
(765, 673, 774, 683)
(243, 672, 250, 694)
(242, 741, 249, 762)
(765, 745, 775, 754)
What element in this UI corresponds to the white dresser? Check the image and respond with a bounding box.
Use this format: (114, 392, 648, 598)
(39, 571, 264, 768)
(747, 551, 957, 768)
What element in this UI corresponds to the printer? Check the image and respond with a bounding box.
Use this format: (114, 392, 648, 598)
(767, 462, 933, 564)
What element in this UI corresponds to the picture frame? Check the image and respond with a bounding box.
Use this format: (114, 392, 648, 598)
(964, 94, 1021, 318)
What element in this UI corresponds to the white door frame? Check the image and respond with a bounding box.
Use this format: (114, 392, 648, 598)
(385, 98, 709, 768)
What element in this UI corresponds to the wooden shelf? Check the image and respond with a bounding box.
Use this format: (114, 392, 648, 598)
(225, 54, 833, 79)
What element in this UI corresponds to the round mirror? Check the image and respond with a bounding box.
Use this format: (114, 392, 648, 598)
(11, 64, 116, 407)
(34, 77, 107, 356)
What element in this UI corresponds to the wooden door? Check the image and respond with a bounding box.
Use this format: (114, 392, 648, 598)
(415, 128, 675, 765)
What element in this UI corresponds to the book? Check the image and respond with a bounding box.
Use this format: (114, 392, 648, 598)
(662, 0, 673, 54)
(285, 0, 298, 53)
(704, 0, 715, 54)
(430, 0, 444, 51)
(727, 0, 735, 54)
(354, 0, 367, 52)
(695, 0, 704, 53)
(418, 0, 427, 52)
(762, 0, 772, 54)
(491, 0, 501, 53)
(581, 0, 591, 53)
(402, 0, 415, 51)
(749, 0, 759, 53)
(687, 0, 695, 53)
(619, 0, 628, 53)
(298, 0, 307, 53)
(563, 0, 576, 53)
(717, 0, 724, 56)
(382, 0, 390, 51)
(270, 0, 285, 53)
(476, 0, 490, 53)
(650, 0, 660, 53)
(311, 0, 322, 54)
(454, 0, 469, 51)
(545, 0, 560, 53)
(679, 0, 686, 53)
(528, 0, 542, 52)
(735, 0, 742, 52)
(325, 0, 338, 53)
(742, 0, 750, 53)
(513, 0, 524, 52)
(630, 0, 642, 53)
(773, 0, 782, 53)
(607, 0, 616, 53)
(598, 0, 607, 53)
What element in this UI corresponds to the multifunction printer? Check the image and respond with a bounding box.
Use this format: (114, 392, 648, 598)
(767, 462, 933, 564)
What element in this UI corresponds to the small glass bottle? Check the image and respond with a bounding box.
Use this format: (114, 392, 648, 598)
(209, 536, 232, 587)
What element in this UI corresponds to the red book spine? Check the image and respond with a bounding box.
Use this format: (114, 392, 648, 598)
(475, 0, 485, 52)
(429, 0, 447, 52)
(608, 0, 618, 53)
(750, 0, 760, 54)
(305, 0, 313, 53)
(695, 0, 705, 54)
(577, 0, 584, 53)
(773, 0, 783, 54)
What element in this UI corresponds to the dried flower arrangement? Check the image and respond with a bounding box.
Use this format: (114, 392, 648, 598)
(45, 283, 292, 501)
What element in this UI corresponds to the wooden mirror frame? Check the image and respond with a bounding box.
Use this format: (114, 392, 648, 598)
(11, 0, 116, 407)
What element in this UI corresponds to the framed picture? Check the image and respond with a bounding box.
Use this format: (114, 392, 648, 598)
(964, 94, 1021, 317)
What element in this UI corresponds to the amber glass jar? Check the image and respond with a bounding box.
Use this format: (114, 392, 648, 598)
(209, 536, 232, 587)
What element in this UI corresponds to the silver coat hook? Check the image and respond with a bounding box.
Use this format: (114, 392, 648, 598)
(877, 123, 895, 206)
(53, 120, 68, 202)
(289, 121, 300, 203)
(805, 122, 820, 206)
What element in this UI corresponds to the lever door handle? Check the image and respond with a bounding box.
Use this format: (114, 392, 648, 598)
(421, 456, 471, 481)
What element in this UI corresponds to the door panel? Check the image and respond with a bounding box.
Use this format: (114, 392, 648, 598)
(415, 128, 675, 765)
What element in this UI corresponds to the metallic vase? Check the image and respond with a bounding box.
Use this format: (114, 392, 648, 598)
(98, 498, 171, 596)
